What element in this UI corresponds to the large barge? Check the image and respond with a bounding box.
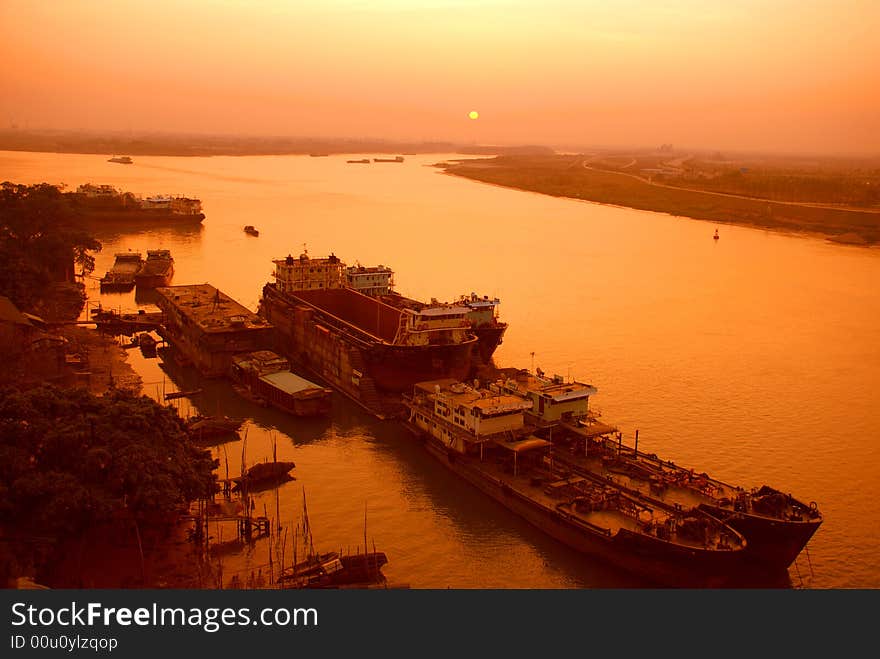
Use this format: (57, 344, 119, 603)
(494, 368, 823, 571)
(134, 249, 174, 288)
(403, 379, 750, 586)
(343, 262, 507, 364)
(99, 252, 144, 292)
(155, 284, 275, 377)
(258, 252, 479, 419)
(66, 184, 205, 224)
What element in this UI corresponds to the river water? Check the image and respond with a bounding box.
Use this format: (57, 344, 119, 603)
(3, 150, 878, 588)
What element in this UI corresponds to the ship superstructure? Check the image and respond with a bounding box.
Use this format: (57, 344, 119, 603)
(259, 252, 479, 418)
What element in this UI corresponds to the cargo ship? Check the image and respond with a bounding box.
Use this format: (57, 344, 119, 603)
(373, 156, 404, 163)
(107, 155, 133, 164)
(549, 425, 823, 572)
(403, 379, 750, 586)
(258, 252, 479, 419)
(380, 291, 507, 364)
(492, 368, 823, 571)
(343, 262, 507, 364)
(99, 252, 144, 292)
(134, 249, 174, 288)
(65, 184, 205, 224)
(230, 350, 332, 417)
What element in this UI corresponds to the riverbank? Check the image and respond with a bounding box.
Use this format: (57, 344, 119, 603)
(440, 156, 880, 246)
(60, 326, 142, 395)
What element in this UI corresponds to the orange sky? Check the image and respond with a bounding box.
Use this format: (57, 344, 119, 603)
(1, 0, 878, 154)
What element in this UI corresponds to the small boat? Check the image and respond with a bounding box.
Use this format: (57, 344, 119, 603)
(137, 332, 158, 356)
(714, 229, 720, 240)
(244, 225, 259, 237)
(278, 491, 389, 589)
(164, 389, 203, 400)
(108, 155, 133, 164)
(186, 415, 245, 441)
(231, 461, 296, 492)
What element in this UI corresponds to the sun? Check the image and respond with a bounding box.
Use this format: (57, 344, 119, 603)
(468, 110, 479, 120)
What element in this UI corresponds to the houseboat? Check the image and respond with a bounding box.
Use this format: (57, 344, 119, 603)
(230, 350, 332, 417)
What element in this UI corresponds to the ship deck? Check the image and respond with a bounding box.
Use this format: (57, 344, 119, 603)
(260, 369, 327, 395)
(422, 429, 735, 552)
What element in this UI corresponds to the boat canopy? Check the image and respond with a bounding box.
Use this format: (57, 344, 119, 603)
(494, 437, 551, 453)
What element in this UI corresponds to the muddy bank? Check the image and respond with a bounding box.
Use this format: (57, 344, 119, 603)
(60, 326, 142, 395)
(441, 156, 880, 246)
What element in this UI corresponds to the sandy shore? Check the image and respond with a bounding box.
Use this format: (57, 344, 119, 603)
(441, 157, 880, 246)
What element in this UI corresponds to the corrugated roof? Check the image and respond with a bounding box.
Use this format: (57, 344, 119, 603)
(260, 370, 324, 395)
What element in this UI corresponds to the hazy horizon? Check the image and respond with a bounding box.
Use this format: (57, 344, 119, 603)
(2, 0, 878, 156)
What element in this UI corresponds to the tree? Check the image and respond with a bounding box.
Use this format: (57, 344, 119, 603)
(0, 385, 218, 577)
(0, 182, 101, 318)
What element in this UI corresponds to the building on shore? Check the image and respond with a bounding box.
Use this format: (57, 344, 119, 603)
(154, 284, 275, 377)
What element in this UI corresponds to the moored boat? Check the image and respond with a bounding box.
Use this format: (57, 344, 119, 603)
(137, 332, 158, 356)
(492, 368, 823, 571)
(186, 415, 245, 441)
(134, 249, 174, 288)
(258, 251, 479, 419)
(379, 290, 508, 364)
(66, 184, 205, 224)
(277, 492, 389, 589)
(403, 378, 749, 586)
(99, 252, 144, 292)
(232, 460, 296, 492)
(548, 427, 823, 572)
(230, 350, 332, 416)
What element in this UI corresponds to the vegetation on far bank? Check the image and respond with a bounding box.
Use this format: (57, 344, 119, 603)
(441, 155, 880, 245)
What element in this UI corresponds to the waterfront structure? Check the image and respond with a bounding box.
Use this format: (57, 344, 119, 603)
(155, 284, 275, 377)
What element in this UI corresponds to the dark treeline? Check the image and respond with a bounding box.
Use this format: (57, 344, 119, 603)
(0, 386, 217, 584)
(0, 182, 101, 320)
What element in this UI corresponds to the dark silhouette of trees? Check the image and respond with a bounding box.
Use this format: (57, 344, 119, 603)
(0, 182, 101, 319)
(0, 385, 217, 580)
